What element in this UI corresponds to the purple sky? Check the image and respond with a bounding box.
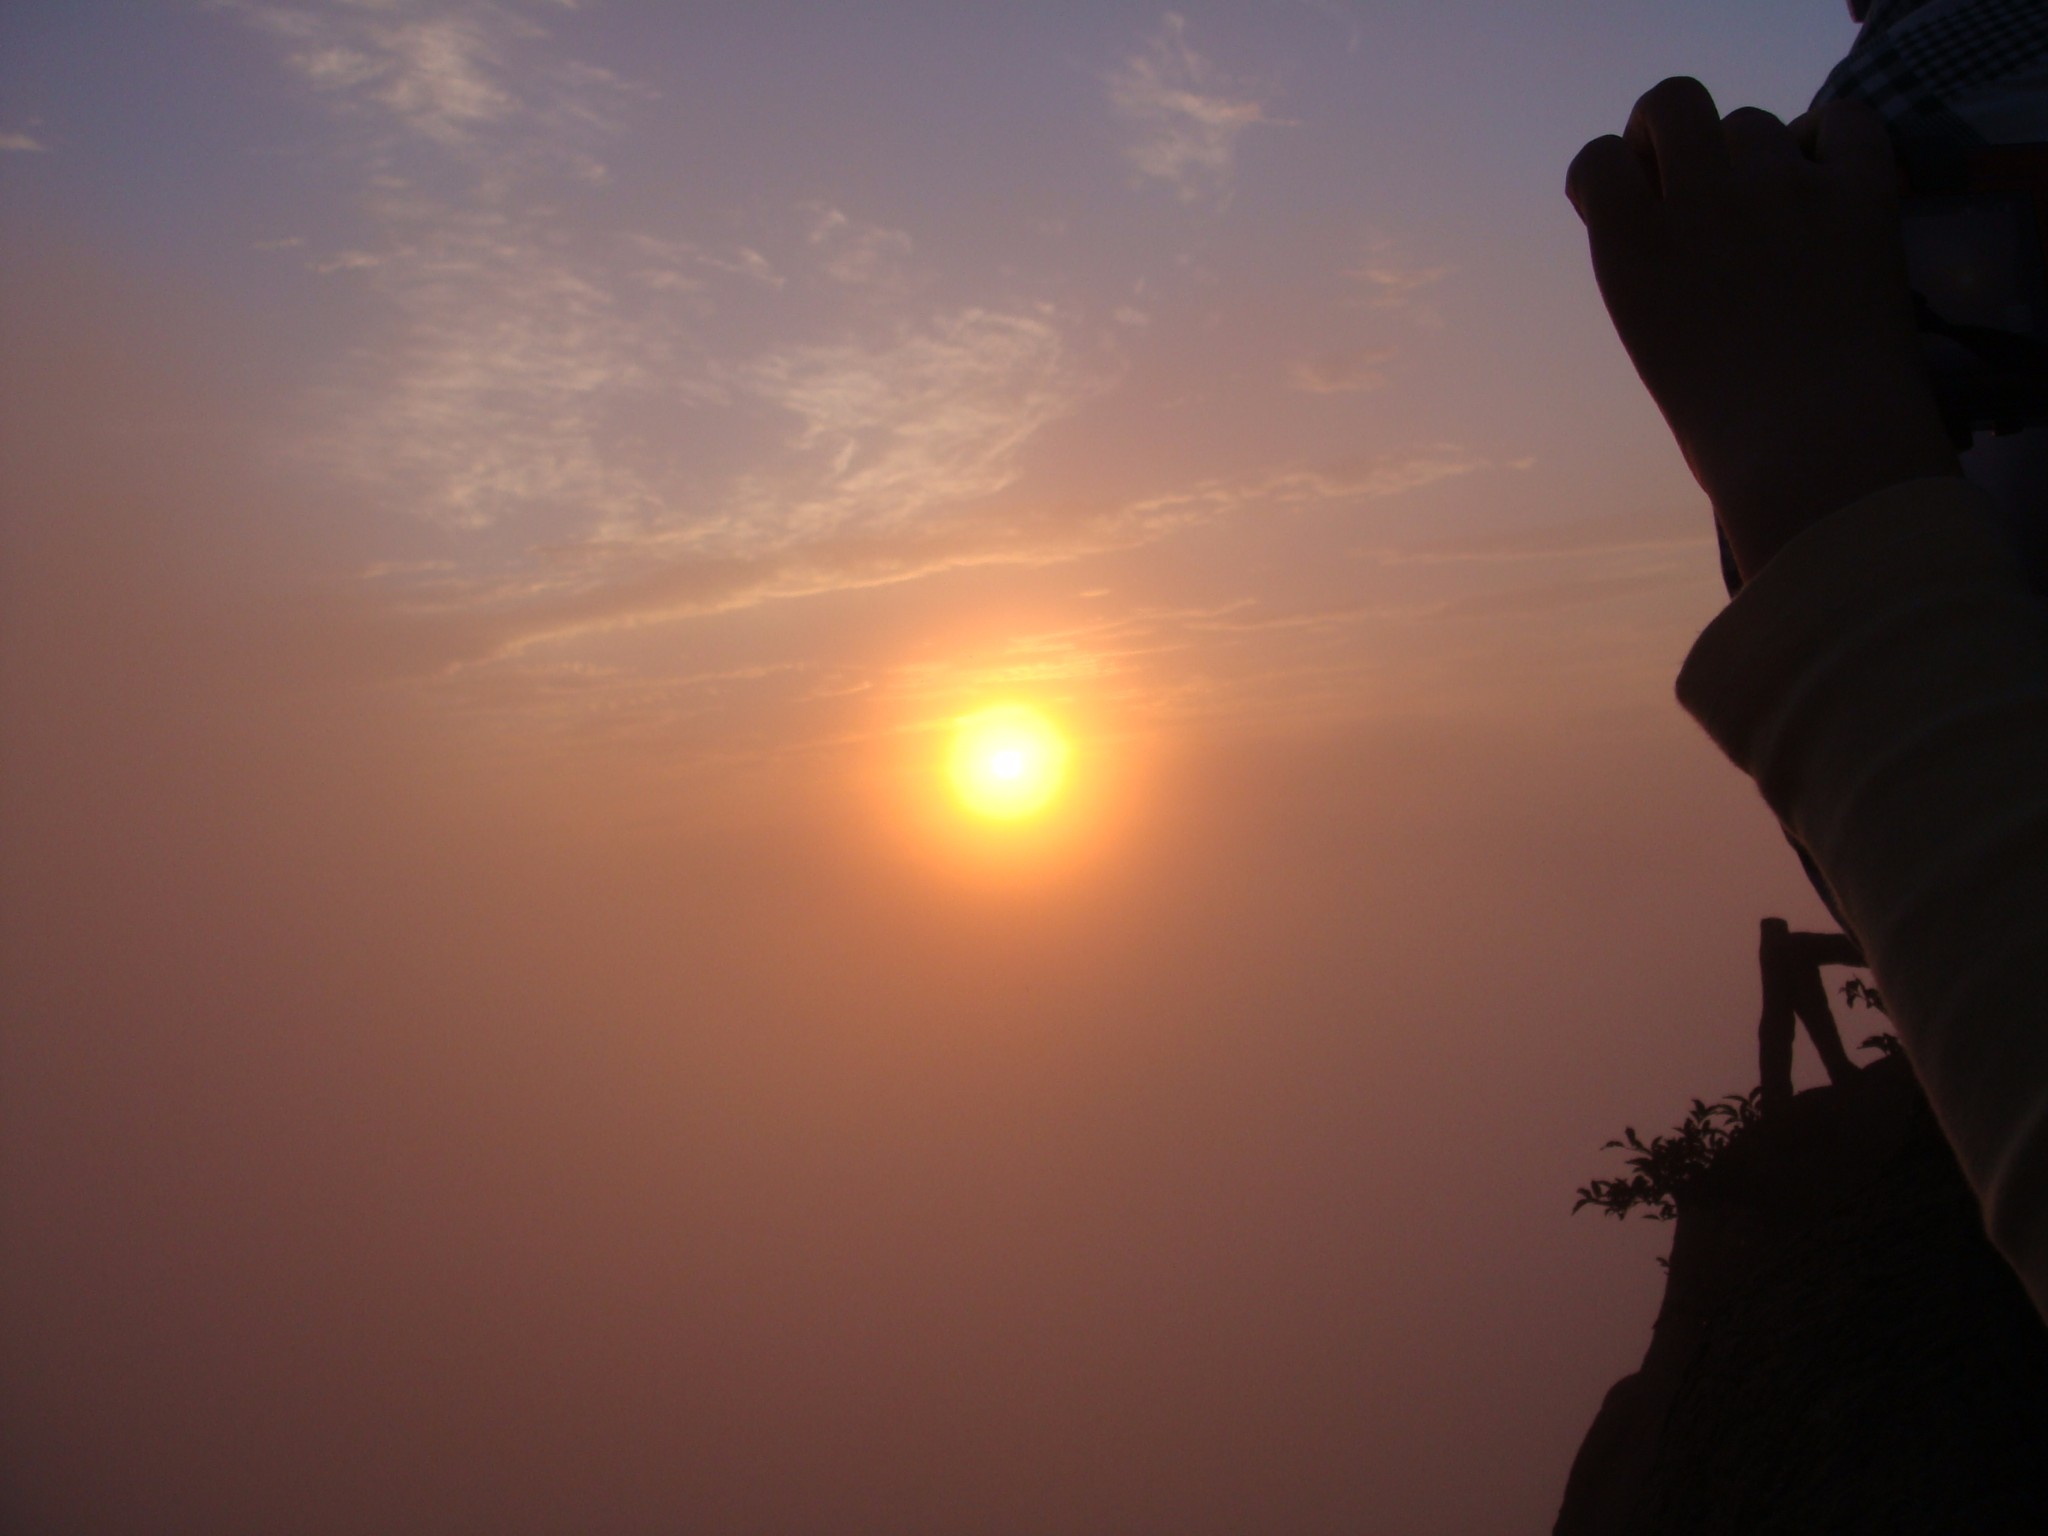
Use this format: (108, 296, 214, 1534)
(3, 4, 1873, 1532)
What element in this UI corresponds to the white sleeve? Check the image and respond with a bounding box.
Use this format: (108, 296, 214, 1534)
(1677, 477, 2048, 1317)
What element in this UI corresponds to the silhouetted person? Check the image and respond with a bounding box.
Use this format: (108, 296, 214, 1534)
(1756, 918, 1865, 1115)
(1567, 5, 2048, 1318)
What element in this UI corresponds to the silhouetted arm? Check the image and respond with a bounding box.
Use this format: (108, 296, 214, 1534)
(1568, 74, 2048, 1314)
(1679, 479, 2048, 1317)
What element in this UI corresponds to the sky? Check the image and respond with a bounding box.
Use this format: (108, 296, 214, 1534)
(1, 4, 1872, 1533)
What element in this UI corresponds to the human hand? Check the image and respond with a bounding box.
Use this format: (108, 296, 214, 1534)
(1567, 78, 1958, 580)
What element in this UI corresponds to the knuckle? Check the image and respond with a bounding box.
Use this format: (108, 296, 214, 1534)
(1723, 106, 1783, 130)
(1642, 74, 1710, 110)
(1566, 135, 1625, 198)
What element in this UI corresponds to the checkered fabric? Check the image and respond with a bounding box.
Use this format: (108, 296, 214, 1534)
(1814, 0, 2048, 147)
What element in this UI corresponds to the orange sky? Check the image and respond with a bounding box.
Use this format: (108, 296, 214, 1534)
(3, 5, 1870, 1532)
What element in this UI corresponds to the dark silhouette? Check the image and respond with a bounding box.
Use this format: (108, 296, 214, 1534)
(1559, 919, 2048, 1531)
(1555, 1051, 2048, 1535)
(1565, 21, 2048, 1325)
(1755, 918, 1864, 1115)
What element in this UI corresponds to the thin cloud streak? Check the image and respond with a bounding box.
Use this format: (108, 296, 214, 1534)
(1371, 508, 1714, 566)
(1103, 448, 1485, 542)
(1346, 243, 1451, 328)
(422, 447, 1492, 685)
(1110, 13, 1280, 203)
(1289, 346, 1396, 394)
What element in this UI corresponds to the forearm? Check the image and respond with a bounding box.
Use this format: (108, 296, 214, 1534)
(1678, 477, 2048, 1313)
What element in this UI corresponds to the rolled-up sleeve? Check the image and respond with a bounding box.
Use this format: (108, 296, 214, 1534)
(1677, 477, 2048, 1316)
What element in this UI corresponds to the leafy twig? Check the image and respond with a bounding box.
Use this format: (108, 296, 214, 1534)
(1572, 1090, 1764, 1223)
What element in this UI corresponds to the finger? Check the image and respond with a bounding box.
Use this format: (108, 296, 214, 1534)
(1566, 133, 1654, 227)
(1721, 106, 1800, 170)
(1787, 110, 1821, 159)
(1624, 76, 1729, 199)
(1814, 97, 1899, 187)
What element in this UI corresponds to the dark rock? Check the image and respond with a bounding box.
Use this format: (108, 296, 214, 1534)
(1555, 1053, 2048, 1534)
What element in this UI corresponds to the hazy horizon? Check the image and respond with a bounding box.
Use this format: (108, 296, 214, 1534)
(4, 5, 1864, 1532)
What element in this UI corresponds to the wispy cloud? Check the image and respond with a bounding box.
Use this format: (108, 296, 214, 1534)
(1102, 447, 1484, 542)
(305, 204, 710, 536)
(405, 309, 1111, 649)
(1374, 508, 1711, 566)
(740, 308, 1092, 546)
(225, 3, 1493, 745)
(225, 0, 634, 164)
(0, 132, 47, 153)
(227, 3, 720, 545)
(451, 344, 1481, 654)
(1109, 13, 1279, 203)
(407, 438, 1485, 672)
(233, 4, 515, 144)
(804, 206, 915, 291)
(627, 233, 782, 294)
(234, 4, 1103, 589)
(1289, 345, 1395, 394)
(1347, 242, 1450, 328)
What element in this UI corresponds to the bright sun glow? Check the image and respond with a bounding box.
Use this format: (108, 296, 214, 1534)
(948, 705, 1070, 820)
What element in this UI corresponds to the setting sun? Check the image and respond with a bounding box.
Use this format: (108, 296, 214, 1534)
(948, 705, 1071, 820)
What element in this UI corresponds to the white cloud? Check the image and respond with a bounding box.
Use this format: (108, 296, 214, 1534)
(224, 4, 1485, 722)
(804, 206, 915, 290)
(739, 308, 1093, 547)
(232, 4, 511, 143)
(1347, 243, 1450, 327)
(1109, 13, 1278, 203)
(228, 4, 711, 544)
(293, 219, 1103, 634)
(311, 248, 384, 273)
(698, 245, 781, 287)
(233, 6, 1105, 636)
(626, 234, 782, 294)
(374, 17, 516, 139)
(304, 204, 715, 537)
(225, 1, 632, 154)
(477, 438, 1482, 662)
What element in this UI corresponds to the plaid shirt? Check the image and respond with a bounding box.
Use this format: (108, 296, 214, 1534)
(1815, 0, 2048, 148)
